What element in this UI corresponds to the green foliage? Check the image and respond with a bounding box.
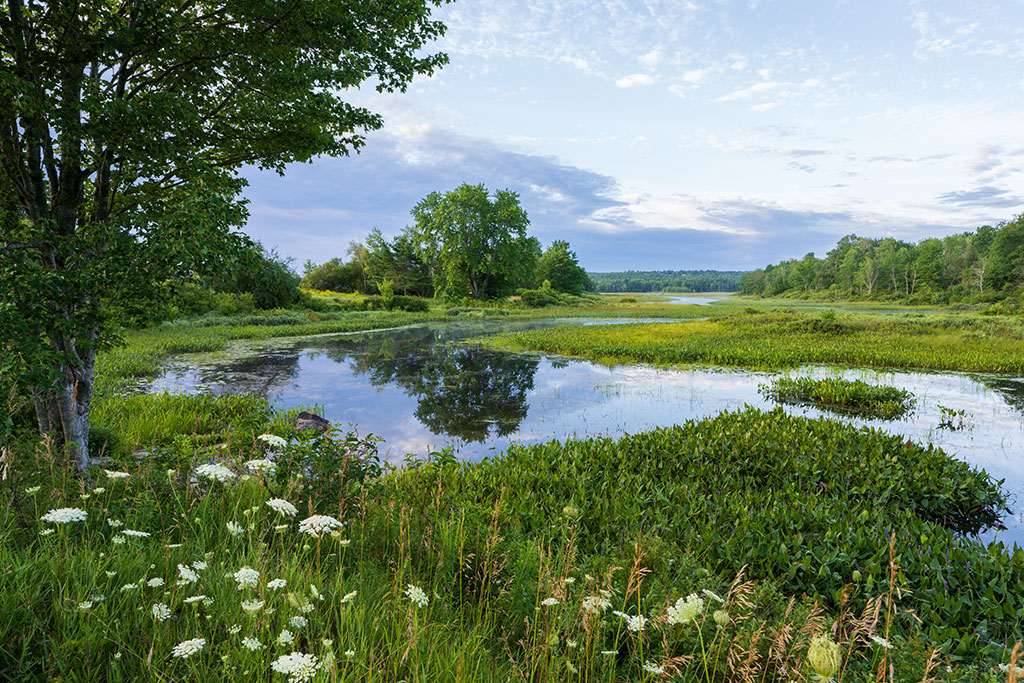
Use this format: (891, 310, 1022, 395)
(411, 183, 535, 300)
(590, 269, 745, 293)
(536, 240, 592, 295)
(377, 278, 396, 310)
(427, 408, 1019, 647)
(301, 258, 367, 294)
(759, 376, 916, 419)
(206, 243, 299, 310)
(742, 215, 1024, 302)
(488, 308, 1024, 373)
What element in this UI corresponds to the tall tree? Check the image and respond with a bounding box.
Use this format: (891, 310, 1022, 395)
(536, 239, 590, 295)
(0, 0, 448, 471)
(411, 183, 534, 300)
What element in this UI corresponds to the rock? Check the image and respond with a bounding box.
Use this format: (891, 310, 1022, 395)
(293, 411, 330, 434)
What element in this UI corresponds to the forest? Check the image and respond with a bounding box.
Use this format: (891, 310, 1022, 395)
(740, 214, 1024, 307)
(588, 269, 744, 293)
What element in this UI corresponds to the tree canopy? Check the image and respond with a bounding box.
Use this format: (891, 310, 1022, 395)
(0, 0, 449, 470)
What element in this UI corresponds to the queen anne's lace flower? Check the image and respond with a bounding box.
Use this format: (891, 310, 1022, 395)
(257, 434, 288, 448)
(289, 615, 307, 629)
(104, 470, 131, 480)
(177, 564, 199, 585)
(245, 458, 277, 475)
(233, 566, 260, 589)
(612, 610, 647, 632)
(147, 577, 165, 588)
(266, 498, 298, 517)
(195, 463, 235, 483)
(541, 597, 559, 607)
(152, 603, 171, 621)
(170, 638, 205, 659)
(297, 515, 343, 536)
(271, 652, 321, 683)
(277, 629, 294, 646)
(667, 593, 704, 625)
(268, 578, 287, 590)
(405, 584, 429, 608)
(226, 521, 244, 536)
(242, 637, 262, 651)
(41, 508, 87, 524)
(581, 594, 611, 614)
(241, 599, 264, 613)
(121, 529, 151, 538)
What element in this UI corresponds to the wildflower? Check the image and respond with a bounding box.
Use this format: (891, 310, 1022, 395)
(563, 577, 575, 584)
(245, 458, 277, 475)
(807, 634, 841, 682)
(405, 584, 429, 608)
(166, 543, 182, 549)
(601, 650, 617, 656)
(713, 609, 731, 628)
(112, 535, 126, 544)
(257, 434, 288, 448)
(105, 571, 117, 578)
(562, 505, 579, 517)
(184, 595, 206, 604)
(203, 596, 215, 606)
(78, 600, 94, 611)
(266, 498, 298, 517)
(644, 661, 666, 674)
(288, 615, 307, 629)
(268, 578, 287, 590)
(701, 588, 724, 604)
(120, 583, 139, 593)
(104, 470, 131, 480)
(40, 528, 55, 536)
(152, 603, 172, 621)
(581, 594, 611, 614)
(567, 639, 578, 649)
(41, 507, 87, 524)
(612, 610, 647, 632)
(243, 637, 263, 651)
(241, 599, 264, 613)
(166, 469, 176, 478)
(122, 529, 151, 538)
(226, 521, 244, 536)
(344, 650, 355, 658)
(275, 524, 290, 532)
(309, 585, 322, 601)
(25, 486, 41, 495)
(869, 635, 892, 650)
(541, 597, 559, 607)
(271, 652, 321, 683)
(667, 593, 704, 625)
(177, 564, 199, 585)
(192, 559, 207, 571)
(170, 638, 206, 659)
(277, 629, 294, 646)
(338, 538, 351, 547)
(80, 494, 91, 501)
(341, 590, 357, 604)
(147, 577, 165, 588)
(195, 463, 236, 483)
(228, 624, 242, 634)
(233, 566, 260, 589)
(92, 487, 105, 494)
(566, 660, 579, 674)
(297, 515, 343, 536)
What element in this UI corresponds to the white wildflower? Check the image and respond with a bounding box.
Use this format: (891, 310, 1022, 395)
(297, 515, 343, 536)
(78, 600, 94, 611)
(344, 650, 355, 658)
(667, 593, 704, 625)
(195, 463, 235, 483)
(170, 638, 205, 659)
(644, 661, 666, 674)
(271, 652, 321, 683)
(112, 535, 126, 544)
(581, 594, 611, 614)
(541, 597, 559, 607)
(152, 603, 172, 621)
(226, 521, 244, 536)
(870, 635, 893, 650)
(310, 585, 321, 601)
(122, 529, 150, 538)
(40, 507, 87, 524)
(105, 571, 116, 578)
(277, 629, 294, 646)
(266, 498, 298, 517)
(288, 615, 307, 629)
(241, 599, 264, 613)
(268, 578, 287, 590)
(228, 624, 242, 635)
(233, 566, 260, 589)
(192, 560, 208, 571)
(25, 486, 41, 495)
(245, 458, 277, 475)
(177, 564, 199, 585)
(341, 590, 357, 604)
(147, 577, 165, 588)
(338, 539, 351, 547)
(92, 487, 105, 494)
(184, 595, 206, 604)
(107, 519, 123, 528)
(701, 588, 724, 604)
(243, 637, 262, 651)
(405, 584, 428, 608)
(612, 610, 647, 632)
(120, 583, 139, 593)
(39, 528, 55, 536)
(257, 434, 288, 448)
(104, 470, 131, 480)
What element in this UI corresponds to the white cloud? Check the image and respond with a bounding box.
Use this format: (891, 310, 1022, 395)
(751, 102, 778, 112)
(716, 81, 789, 102)
(615, 73, 656, 88)
(682, 69, 706, 83)
(559, 55, 592, 72)
(638, 48, 664, 68)
(730, 58, 748, 70)
(667, 84, 687, 99)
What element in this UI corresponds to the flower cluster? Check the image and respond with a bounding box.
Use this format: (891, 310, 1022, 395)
(271, 652, 320, 683)
(257, 433, 288, 449)
(297, 515, 343, 536)
(233, 566, 260, 589)
(41, 508, 87, 524)
(405, 584, 429, 608)
(244, 458, 277, 475)
(266, 499, 298, 517)
(667, 593, 704, 625)
(170, 638, 205, 659)
(195, 463, 235, 483)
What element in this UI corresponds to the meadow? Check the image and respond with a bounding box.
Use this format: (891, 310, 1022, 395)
(2, 295, 1023, 681)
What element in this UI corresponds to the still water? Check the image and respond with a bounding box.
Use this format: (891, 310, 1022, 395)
(146, 321, 1024, 547)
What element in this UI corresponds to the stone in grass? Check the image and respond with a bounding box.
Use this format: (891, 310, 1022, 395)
(292, 411, 330, 434)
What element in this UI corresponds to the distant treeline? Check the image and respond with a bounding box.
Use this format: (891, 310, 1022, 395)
(588, 270, 745, 293)
(741, 214, 1024, 306)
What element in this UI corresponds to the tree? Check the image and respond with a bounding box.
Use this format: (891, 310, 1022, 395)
(0, 1, 448, 471)
(411, 183, 535, 300)
(536, 240, 590, 295)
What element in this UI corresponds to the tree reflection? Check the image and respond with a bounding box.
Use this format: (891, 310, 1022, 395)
(312, 326, 539, 442)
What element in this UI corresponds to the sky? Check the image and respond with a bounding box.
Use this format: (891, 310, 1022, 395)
(242, 0, 1024, 272)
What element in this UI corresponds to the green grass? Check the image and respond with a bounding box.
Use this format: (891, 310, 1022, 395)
(3, 406, 1018, 681)
(759, 376, 916, 419)
(483, 308, 1024, 373)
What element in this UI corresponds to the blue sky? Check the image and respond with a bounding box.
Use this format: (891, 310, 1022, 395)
(242, 0, 1024, 272)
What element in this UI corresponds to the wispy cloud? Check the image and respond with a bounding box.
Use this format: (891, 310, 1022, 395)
(615, 73, 656, 88)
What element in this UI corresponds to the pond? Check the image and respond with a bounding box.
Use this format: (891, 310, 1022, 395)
(145, 320, 1024, 547)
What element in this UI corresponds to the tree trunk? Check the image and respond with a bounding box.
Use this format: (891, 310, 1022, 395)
(34, 344, 95, 473)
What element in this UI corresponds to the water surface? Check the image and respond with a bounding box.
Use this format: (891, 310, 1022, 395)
(145, 321, 1024, 547)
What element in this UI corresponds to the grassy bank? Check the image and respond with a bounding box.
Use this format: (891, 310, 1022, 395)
(2, 405, 1020, 681)
(483, 308, 1024, 373)
(758, 377, 916, 419)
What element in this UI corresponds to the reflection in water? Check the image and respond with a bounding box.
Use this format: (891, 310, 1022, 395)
(147, 322, 1024, 547)
(310, 327, 538, 442)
